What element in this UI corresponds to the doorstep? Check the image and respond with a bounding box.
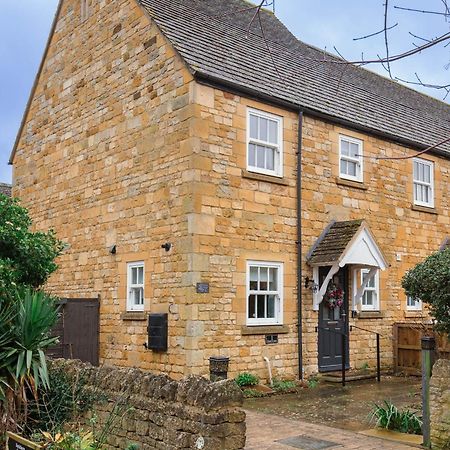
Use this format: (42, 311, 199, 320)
(360, 428, 423, 447)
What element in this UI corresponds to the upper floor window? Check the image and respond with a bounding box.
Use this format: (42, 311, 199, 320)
(247, 109, 283, 177)
(413, 158, 434, 208)
(406, 295, 422, 311)
(339, 136, 363, 182)
(360, 269, 379, 311)
(247, 261, 283, 325)
(127, 262, 144, 311)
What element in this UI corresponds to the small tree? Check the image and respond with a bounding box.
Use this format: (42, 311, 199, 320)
(402, 248, 450, 336)
(0, 194, 64, 296)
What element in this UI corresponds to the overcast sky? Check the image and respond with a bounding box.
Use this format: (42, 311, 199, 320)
(0, 0, 448, 184)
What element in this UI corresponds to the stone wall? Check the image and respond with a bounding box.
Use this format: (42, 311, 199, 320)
(12, 0, 199, 378)
(50, 359, 246, 450)
(431, 359, 450, 449)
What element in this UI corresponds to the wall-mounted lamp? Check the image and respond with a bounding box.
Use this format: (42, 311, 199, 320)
(161, 242, 172, 252)
(109, 245, 117, 254)
(304, 276, 318, 293)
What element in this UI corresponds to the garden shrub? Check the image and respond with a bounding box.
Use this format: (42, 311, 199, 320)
(402, 248, 450, 336)
(371, 400, 422, 435)
(235, 372, 259, 387)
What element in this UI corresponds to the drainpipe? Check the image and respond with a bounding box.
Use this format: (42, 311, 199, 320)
(297, 110, 304, 380)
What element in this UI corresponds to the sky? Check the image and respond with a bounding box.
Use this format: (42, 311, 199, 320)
(0, 0, 448, 184)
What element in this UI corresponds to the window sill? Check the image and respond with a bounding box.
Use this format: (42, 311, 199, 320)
(411, 204, 438, 215)
(121, 311, 147, 321)
(242, 170, 289, 186)
(335, 177, 368, 190)
(404, 311, 424, 319)
(357, 311, 384, 319)
(241, 324, 289, 335)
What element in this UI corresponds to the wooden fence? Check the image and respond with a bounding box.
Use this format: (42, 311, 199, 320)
(393, 323, 450, 374)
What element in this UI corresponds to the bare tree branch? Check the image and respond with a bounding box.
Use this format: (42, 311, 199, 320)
(393, 5, 450, 16)
(353, 23, 398, 41)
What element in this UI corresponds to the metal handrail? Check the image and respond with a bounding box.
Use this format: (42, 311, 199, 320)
(350, 325, 381, 382)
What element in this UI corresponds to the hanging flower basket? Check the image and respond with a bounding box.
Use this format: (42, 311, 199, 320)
(324, 283, 344, 309)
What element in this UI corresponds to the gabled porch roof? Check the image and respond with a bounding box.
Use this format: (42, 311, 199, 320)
(306, 220, 388, 270)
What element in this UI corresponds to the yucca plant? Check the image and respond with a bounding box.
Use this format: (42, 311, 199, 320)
(0, 288, 59, 430)
(370, 400, 422, 435)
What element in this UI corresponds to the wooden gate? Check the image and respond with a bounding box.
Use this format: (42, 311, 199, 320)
(393, 323, 450, 373)
(47, 298, 100, 366)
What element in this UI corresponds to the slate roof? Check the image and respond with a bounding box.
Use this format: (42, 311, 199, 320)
(140, 0, 450, 157)
(307, 220, 363, 265)
(0, 183, 11, 197)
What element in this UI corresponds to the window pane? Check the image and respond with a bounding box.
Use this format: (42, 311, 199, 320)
(257, 295, 265, 318)
(257, 145, 265, 168)
(259, 267, 268, 290)
(414, 161, 419, 180)
(249, 143, 256, 167)
(269, 268, 277, 291)
(341, 140, 349, 156)
(266, 147, 275, 171)
(341, 160, 348, 175)
(131, 287, 143, 305)
(249, 266, 258, 290)
(350, 142, 359, 158)
(267, 295, 275, 318)
(259, 117, 268, 141)
(363, 291, 374, 306)
(424, 164, 430, 183)
(347, 161, 357, 176)
(248, 295, 256, 318)
(363, 271, 375, 288)
(138, 267, 144, 284)
(268, 120, 278, 144)
(131, 267, 138, 285)
(249, 114, 258, 140)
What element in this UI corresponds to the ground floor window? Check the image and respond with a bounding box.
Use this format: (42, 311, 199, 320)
(247, 260, 283, 325)
(127, 262, 144, 311)
(360, 269, 380, 311)
(407, 295, 422, 311)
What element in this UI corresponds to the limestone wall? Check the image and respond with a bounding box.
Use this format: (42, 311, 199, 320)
(50, 359, 246, 450)
(12, 0, 198, 377)
(431, 359, 450, 449)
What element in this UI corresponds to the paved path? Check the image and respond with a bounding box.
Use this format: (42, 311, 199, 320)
(245, 410, 420, 450)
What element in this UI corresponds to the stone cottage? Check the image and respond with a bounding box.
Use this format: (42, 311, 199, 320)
(11, 0, 450, 380)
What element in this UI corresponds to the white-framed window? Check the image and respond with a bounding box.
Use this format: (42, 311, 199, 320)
(406, 295, 422, 311)
(247, 108, 283, 177)
(360, 269, 380, 311)
(127, 262, 144, 311)
(247, 261, 283, 325)
(413, 158, 434, 208)
(339, 135, 363, 182)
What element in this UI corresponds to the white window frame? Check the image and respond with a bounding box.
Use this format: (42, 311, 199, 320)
(339, 135, 364, 182)
(413, 158, 434, 208)
(246, 260, 283, 326)
(359, 269, 380, 311)
(406, 295, 422, 311)
(127, 262, 145, 311)
(247, 108, 283, 178)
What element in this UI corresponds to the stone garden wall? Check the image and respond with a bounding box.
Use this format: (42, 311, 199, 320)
(431, 359, 450, 449)
(51, 359, 246, 450)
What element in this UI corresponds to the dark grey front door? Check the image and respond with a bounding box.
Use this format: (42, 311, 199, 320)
(318, 266, 349, 372)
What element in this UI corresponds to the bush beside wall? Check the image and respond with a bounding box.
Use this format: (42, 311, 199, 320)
(49, 359, 246, 450)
